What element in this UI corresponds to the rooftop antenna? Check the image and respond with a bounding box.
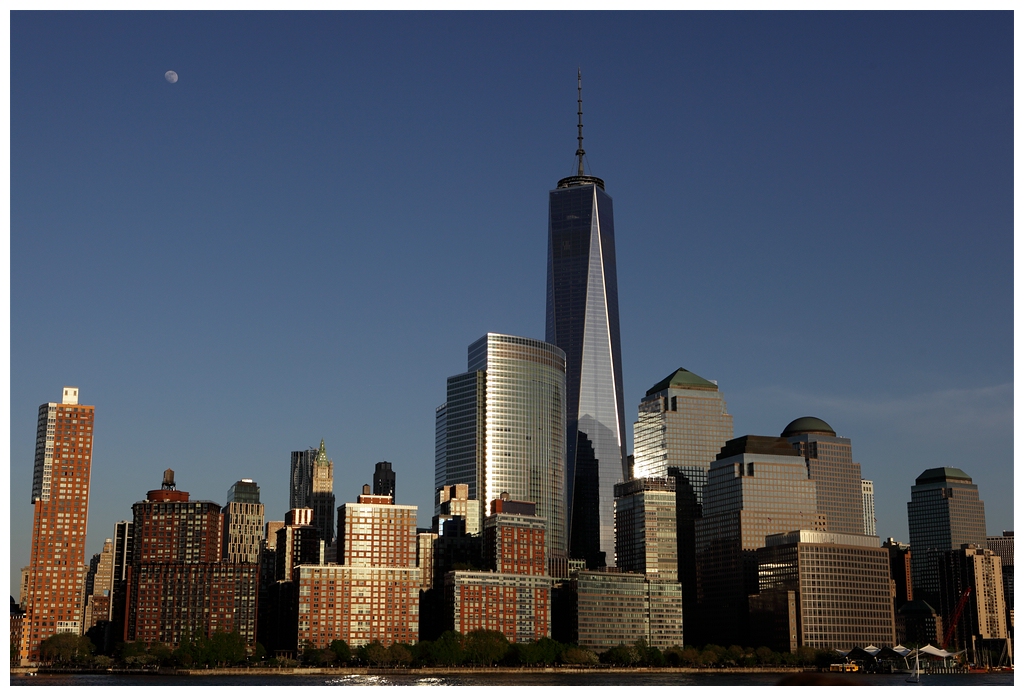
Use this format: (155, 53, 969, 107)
(575, 68, 585, 176)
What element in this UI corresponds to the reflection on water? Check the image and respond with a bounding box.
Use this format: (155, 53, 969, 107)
(10, 672, 1014, 688)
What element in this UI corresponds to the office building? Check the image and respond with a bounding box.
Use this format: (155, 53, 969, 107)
(545, 75, 627, 569)
(938, 544, 1007, 660)
(782, 417, 864, 535)
(82, 538, 114, 631)
(907, 467, 987, 604)
(883, 537, 913, 610)
(291, 484, 420, 649)
(275, 508, 323, 582)
(986, 531, 1013, 637)
(633, 368, 733, 480)
(125, 470, 258, 648)
(695, 435, 824, 646)
(374, 461, 396, 499)
(633, 368, 733, 636)
(436, 333, 566, 560)
(108, 520, 133, 645)
(562, 569, 682, 651)
(20, 387, 94, 665)
(223, 479, 264, 564)
(290, 440, 336, 547)
(862, 479, 876, 536)
(433, 483, 482, 537)
(613, 477, 678, 582)
(753, 530, 895, 651)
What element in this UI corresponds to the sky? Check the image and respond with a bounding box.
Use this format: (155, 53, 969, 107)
(7, 11, 1014, 596)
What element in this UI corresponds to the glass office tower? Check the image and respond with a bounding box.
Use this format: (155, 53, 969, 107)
(546, 78, 627, 567)
(437, 334, 567, 558)
(907, 467, 987, 604)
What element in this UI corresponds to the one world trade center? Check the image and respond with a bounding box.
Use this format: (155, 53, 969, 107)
(546, 73, 627, 568)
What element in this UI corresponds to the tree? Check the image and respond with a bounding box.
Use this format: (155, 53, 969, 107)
(429, 631, 465, 666)
(464, 630, 509, 666)
(39, 633, 95, 665)
(329, 639, 351, 665)
(359, 640, 388, 666)
(387, 643, 413, 666)
(560, 646, 599, 665)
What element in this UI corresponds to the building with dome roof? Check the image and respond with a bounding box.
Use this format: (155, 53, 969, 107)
(783, 416, 866, 536)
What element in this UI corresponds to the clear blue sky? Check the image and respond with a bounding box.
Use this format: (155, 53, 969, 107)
(8, 11, 1014, 596)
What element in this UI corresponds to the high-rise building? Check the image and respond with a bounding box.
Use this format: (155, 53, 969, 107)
(433, 484, 482, 537)
(907, 467, 987, 605)
(862, 479, 876, 536)
(223, 479, 264, 564)
(108, 520, 133, 644)
(633, 368, 733, 481)
(445, 495, 553, 643)
(546, 75, 627, 569)
(289, 484, 420, 649)
(436, 333, 566, 560)
(275, 508, 323, 582)
(613, 477, 678, 582)
(374, 461, 396, 500)
(883, 537, 914, 610)
(753, 530, 894, 652)
(82, 538, 114, 631)
(631, 368, 733, 639)
(782, 417, 864, 535)
(985, 531, 1013, 637)
(695, 435, 825, 646)
(20, 387, 95, 665)
(290, 440, 336, 546)
(125, 470, 258, 648)
(560, 569, 683, 651)
(937, 544, 1007, 659)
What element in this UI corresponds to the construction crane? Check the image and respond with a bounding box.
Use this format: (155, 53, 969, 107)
(941, 586, 973, 650)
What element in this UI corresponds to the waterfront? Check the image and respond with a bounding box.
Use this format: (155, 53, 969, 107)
(10, 670, 1014, 687)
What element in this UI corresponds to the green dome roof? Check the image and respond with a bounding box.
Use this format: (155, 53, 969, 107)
(781, 416, 836, 437)
(645, 368, 718, 396)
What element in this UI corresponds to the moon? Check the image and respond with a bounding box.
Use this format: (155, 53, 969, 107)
(165, 71, 178, 84)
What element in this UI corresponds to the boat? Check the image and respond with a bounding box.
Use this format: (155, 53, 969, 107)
(906, 650, 921, 683)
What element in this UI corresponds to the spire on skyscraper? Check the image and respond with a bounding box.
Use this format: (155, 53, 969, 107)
(576, 68, 585, 177)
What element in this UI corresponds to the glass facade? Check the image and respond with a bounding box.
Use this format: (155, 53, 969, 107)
(756, 530, 895, 651)
(547, 180, 627, 568)
(907, 467, 987, 603)
(785, 424, 864, 536)
(437, 334, 567, 557)
(613, 477, 678, 581)
(695, 435, 825, 646)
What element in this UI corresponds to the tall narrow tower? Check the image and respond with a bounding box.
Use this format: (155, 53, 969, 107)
(546, 72, 627, 567)
(21, 387, 95, 665)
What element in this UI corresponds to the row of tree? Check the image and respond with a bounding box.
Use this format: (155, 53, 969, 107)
(37, 629, 834, 670)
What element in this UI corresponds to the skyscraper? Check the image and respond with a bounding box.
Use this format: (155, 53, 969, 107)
(633, 367, 734, 635)
(546, 74, 627, 568)
(290, 440, 336, 547)
(613, 477, 678, 582)
(782, 417, 864, 535)
(907, 467, 987, 605)
(437, 333, 566, 560)
(373, 461, 396, 499)
(695, 435, 825, 646)
(20, 387, 95, 665)
(223, 479, 265, 564)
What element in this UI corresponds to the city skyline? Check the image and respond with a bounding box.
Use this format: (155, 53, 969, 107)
(9, 12, 1013, 595)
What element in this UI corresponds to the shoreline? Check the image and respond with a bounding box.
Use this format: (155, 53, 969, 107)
(13, 665, 815, 677)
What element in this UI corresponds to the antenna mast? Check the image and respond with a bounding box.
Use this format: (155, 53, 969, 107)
(576, 69, 585, 176)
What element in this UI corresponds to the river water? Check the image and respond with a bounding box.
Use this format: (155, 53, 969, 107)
(10, 671, 1014, 687)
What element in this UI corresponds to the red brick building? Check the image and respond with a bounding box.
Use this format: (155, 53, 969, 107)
(19, 387, 94, 665)
(125, 470, 258, 648)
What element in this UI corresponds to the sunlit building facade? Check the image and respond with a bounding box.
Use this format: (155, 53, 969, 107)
(20, 387, 94, 665)
(783, 417, 864, 535)
(613, 477, 678, 581)
(436, 334, 566, 559)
